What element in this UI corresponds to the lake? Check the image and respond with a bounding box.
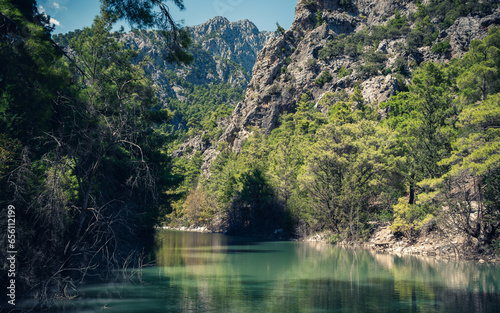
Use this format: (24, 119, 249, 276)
(50, 229, 500, 312)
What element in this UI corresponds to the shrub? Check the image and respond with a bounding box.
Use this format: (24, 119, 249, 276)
(339, 0, 353, 9)
(431, 38, 451, 54)
(316, 10, 324, 27)
(275, 22, 286, 35)
(201, 132, 210, 144)
(338, 66, 352, 78)
(306, 58, 317, 68)
(390, 198, 435, 238)
(315, 71, 333, 86)
(393, 56, 409, 75)
(356, 62, 382, 78)
(269, 84, 280, 95)
(382, 67, 392, 75)
(183, 188, 217, 227)
(319, 39, 345, 60)
(363, 50, 387, 63)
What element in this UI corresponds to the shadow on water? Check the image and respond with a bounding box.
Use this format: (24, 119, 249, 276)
(45, 230, 500, 313)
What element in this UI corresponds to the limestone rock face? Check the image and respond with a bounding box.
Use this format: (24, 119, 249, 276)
(190, 17, 273, 73)
(212, 0, 500, 154)
(169, 0, 500, 172)
(120, 17, 273, 104)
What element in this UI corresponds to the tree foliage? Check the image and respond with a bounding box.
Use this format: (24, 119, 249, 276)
(176, 25, 500, 250)
(381, 28, 500, 242)
(0, 0, 183, 304)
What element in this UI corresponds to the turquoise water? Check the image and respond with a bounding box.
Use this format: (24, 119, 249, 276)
(52, 230, 499, 312)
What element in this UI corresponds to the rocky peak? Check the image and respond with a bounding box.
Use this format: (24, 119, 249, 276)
(189, 17, 273, 73)
(118, 17, 273, 107)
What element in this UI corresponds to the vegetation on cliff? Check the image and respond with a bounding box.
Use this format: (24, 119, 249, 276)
(169, 0, 500, 259)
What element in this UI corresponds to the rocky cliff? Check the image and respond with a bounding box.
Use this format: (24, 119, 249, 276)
(190, 0, 500, 172)
(189, 17, 273, 74)
(119, 17, 273, 103)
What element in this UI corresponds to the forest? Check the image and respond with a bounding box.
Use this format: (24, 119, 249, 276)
(169, 0, 500, 251)
(1, 0, 499, 306)
(0, 0, 191, 304)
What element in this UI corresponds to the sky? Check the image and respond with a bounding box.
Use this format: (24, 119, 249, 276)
(38, 0, 297, 34)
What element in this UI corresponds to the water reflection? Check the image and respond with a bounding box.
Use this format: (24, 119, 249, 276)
(49, 230, 499, 312)
(151, 230, 500, 313)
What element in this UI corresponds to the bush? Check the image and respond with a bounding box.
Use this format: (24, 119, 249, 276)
(316, 10, 324, 27)
(363, 50, 387, 63)
(393, 56, 409, 75)
(319, 37, 345, 60)
(431, 38, 451, 54)
(306, 58, 317, 68)
(339, 0, 353, 9)
(390, 198, 435, 238)
(315, 71, 333, 86)
(338, 66, 352, 78)
(183, 188, 217, 227)
(494, 240, 500, 256)
(356, 62, 382, 78)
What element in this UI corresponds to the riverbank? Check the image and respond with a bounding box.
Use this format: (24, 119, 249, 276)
(303, 222, 499, 264)
(158, 225, 212, 233)
(159, 223, 500, 264)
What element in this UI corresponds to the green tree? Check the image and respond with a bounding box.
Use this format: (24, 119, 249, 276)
(268, 136, 300, 214)
(300, 119, 398, 238)
(0, 0, 67, 141)
(381, 62, 454, 205)
(60, 13, 167, 233)
(0, 0, 188, 304)
(433, 94, 500, 244)
(316, 10, 324, 27)
(23, 13, 172, 298)
(457, 28, 500, 102)
(275, 22, 285, 35)
(0, 0, 73, 299)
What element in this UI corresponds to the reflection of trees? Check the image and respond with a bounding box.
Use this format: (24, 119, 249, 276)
(155, 230, 227, 267)
(149, 230, 499, 312)
(371, 251, 500, 312)
(371, 251, 500, 294)
(154, 230, 245, 311)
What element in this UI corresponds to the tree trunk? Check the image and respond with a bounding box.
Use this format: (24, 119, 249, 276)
(409, 173, 415, 205)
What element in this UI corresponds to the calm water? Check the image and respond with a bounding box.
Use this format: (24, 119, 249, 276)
(51, 230, 499, 312)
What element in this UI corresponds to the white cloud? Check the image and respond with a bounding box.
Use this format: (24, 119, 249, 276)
(50, 0, 63, 11)
(50, 18, 61, 26)
(38, 4, 62, 27)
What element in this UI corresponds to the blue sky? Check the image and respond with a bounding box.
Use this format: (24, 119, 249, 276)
(38, 0, 297, 34)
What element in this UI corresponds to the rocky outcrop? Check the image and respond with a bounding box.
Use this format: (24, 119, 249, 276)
(209, 0, 500, 154)
(169, 0, 500, 173)
(120, 17, 273, 103)
(190, 17, 273, 73)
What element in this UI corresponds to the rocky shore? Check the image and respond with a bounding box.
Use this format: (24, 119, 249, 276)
(158, 222, 499, 264)
(304, 222, 500, 264)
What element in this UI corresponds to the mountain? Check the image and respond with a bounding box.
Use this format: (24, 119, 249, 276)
(119, 17, 273, 103)
(188, 0, 500, 171)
